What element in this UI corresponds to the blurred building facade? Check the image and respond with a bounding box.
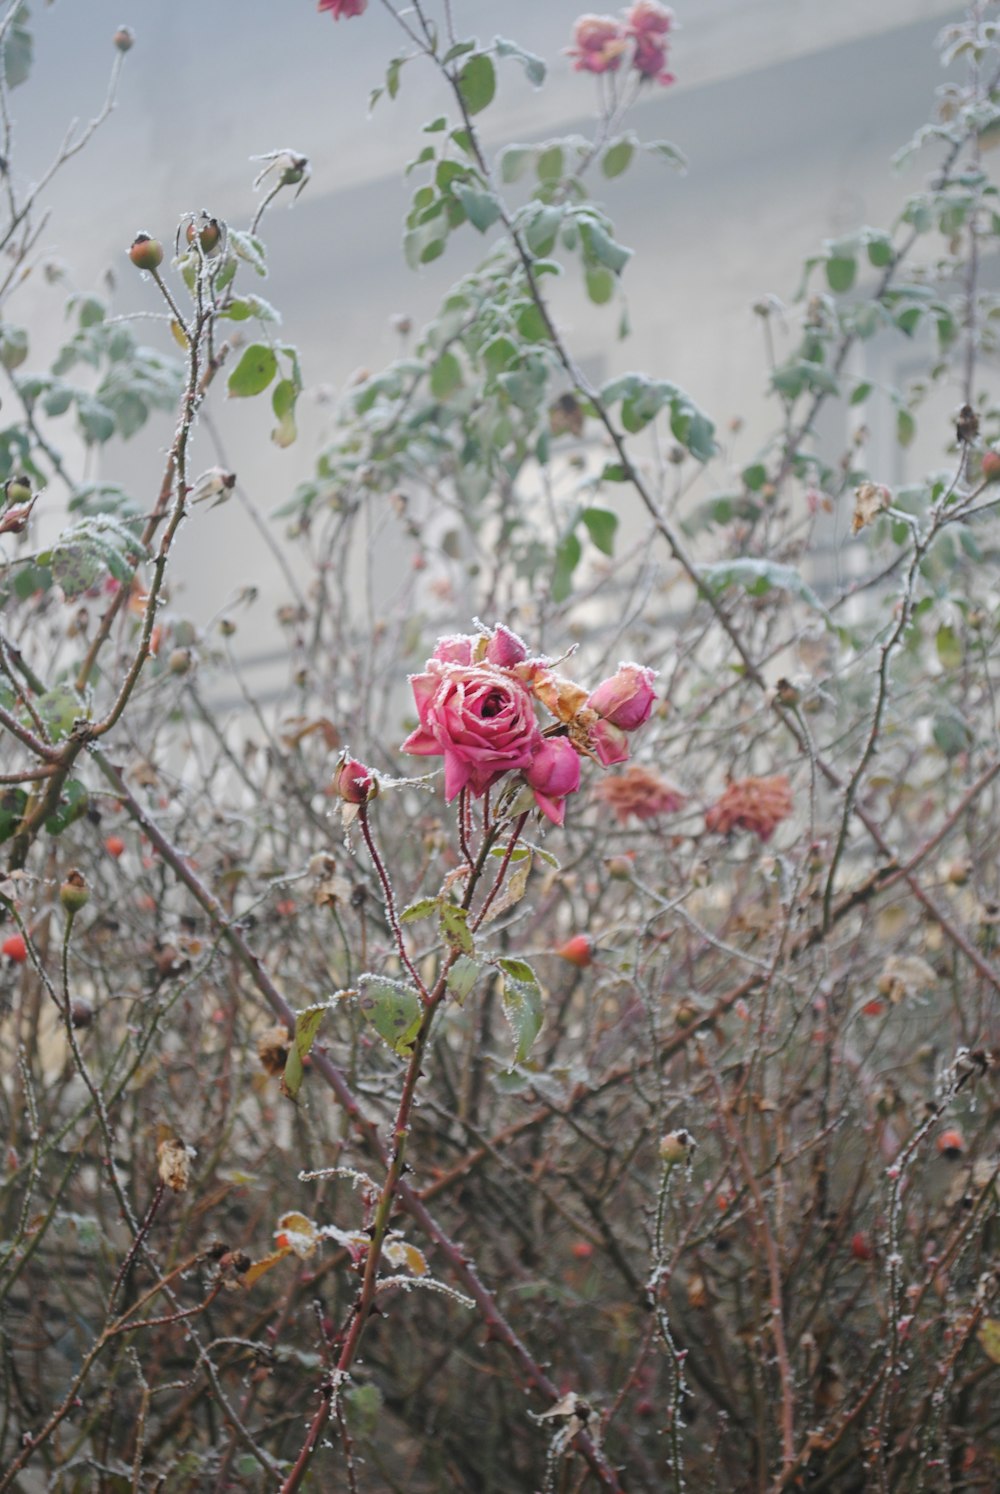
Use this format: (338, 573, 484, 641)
(11, 0, 961, 689)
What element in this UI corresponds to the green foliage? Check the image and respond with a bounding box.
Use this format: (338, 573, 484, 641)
(32, 515, 145, 599)
(457, 53, 496, 116)
(357, 975, 423, 1058)
(283, 1006, 326, 1100)
(3, 5, 32, 90)
(496, 957, 543, 1065)
(228, 344, 278, 398)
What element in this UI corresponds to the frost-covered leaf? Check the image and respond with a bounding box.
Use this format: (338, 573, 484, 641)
(282, 1004, 326, 1100)
(497, 957, 543, 1066)
(357, 975, 423, 1057)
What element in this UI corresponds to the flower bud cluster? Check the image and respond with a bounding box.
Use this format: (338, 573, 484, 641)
(568, 2, 675, 86)
(400, 623, 657, 827)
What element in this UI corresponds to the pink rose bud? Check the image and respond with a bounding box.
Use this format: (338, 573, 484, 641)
(626, 1, 673, 37)
(332, 756, 378, 804)
(318, 0, 367, 18)
(587, 664, 657, 731)
(431, 633, 476, 665)
(568, 14, 628, 74)
(632, 34, 673, 82)
(590, 718, 630, 767)
(485, 624, 528, 669)
(524, 737, 581, 825)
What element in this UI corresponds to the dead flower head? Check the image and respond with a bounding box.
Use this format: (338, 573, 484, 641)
(704, 774, 793, 842)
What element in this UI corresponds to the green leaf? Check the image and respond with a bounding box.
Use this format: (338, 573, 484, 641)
(35, 687, 84, 743)
(44, 778, 88, 836)
(500, 145, 532, 183)
(440, 902, 475, 956)
(494, 36, 546, 87)
(497, 957, 543, 1066)
(38, 516, 144, 599)
(515, 303, 548, 342)
(227, 229, 267, 277)
(536, 145, 564, 182)
(4, 7, 32, 90)
(482, 335, 518, 376)
(552, 530, 581, 603)
(602, 138, 635, 179)
(0, 788, 27, 844)
(430, 350, 463, 399)
(646, 139, 688, 171)
(895, 306, 923, 337)
(446, 955, 480, 1004)
(453, 183, 501, 232)
(621, 380, 669, 433)
(76, 397, 115, 445)
(227, 344, 277, 398)
(357, 976, 423, 1058)
(697, 558, 827, 614)
(935, 624, 962, 670)
(850, 381, 872, 406)
(401, 897, 440, 924)
(271, 378, 298, 448)
(220, 294, 281, 324)
(272, 377, 297, 419)
(867, 235, 893, 268)
(897, 408, 916, 448)
(283, 1006, 326, 1101)
(825, 256, 856, 293)
(524, 204, 563, 256)
(579, 218, 632, 274)
(742, 462, 768, 491)
(585, 266, 614, 305)
(670, 398, 717, 462)
(581, 507, 617, 556)
(457, 53, 495, 116)
(443, 39, 476, 64)
(932, 708, 971, 758)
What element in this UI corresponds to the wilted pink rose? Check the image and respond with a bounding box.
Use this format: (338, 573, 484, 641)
(318, 0, 367, 17)
(568, 15, 628, 74)
(402, 663, 542, 801)
(524, 737, 582, 826)
(626, 1, 673, 37)
(587, 663, 657, 731)
(632, 34, 674, 82)
(590, 717, 630, 767)
(704, 775, 793, 842)
(594, 764, 685, 823)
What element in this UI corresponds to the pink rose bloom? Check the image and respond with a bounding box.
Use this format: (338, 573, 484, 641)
(318, 0, 367, 17)
(590, 718, 630, 767)
(432, 634, 476, 666)
(626, 1, 673, 37)
(524, 738, 582, 826)
(402, 662, 542, 801)
(568, 15, 628, 74)
(587, 664, 657, 731)
(632, 34, 674, 82)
